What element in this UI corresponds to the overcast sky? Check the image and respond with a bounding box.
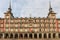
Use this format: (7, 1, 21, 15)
(0, 0, 60, 18)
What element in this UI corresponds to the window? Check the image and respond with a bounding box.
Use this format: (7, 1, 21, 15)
(6, 16, 9, 18)
(50, 24, 53, 27)
(14, 34, 18, 39)
(34, 34, 37, 38)
(41, 29, 44, 32)
(26, 20, 28, 22)
(34, 29, 38, 32)
(18, 20, 20, 22)
(41, 24, 44, 27)
(20, 29, 23, 32)
(10, 33, 13, 38)
(45, 29, 49, 32)
(46, 24, 49, 27)
(58, 33, 60, 38)
(44, 33, 47, 38)
(50, 19, 53, 23)
(36, 19, 39, 22)
(45, 19, 48, 23)
(41, 19, 43, 22)
(10, 24, 13, 27)
(15, 24, 18, 27)
(39, 33, 42, 38)
(19, 34, 23, 38)
(11, 20, 13, 23)
(24, 34, 28, 38)
(25, 24, 27, 27)
(6, 24, 9, 27)
(48, 33, 51, 38)
(16, 29, 18, 32)
(34, 24, 37, 27)
(58, 24, 60, 27)
(6, 29, 9, 32)
(4, 33, 9, 38)
(22, 19, 25, 22)
(0, 24, 3, 27)
(25, 29, 28, 32)
(29, 34, 32, 38)
(11, 29, 13, 32)
(0, 33, 3, 38)
(53, 33, 55, 38)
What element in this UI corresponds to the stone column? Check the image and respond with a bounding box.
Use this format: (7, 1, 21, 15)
(56, 33, 58, 38)
(37, 33, 39, 38)
(9, 33, 10, 39)
(32, 33, 34, 39)
(13, 33, 15, 39)
(42, 33, 44, 38)
(18, 33, 19, 39)
(51, 33, 53, 38)
(3, 33, 4, 39)
(23, 33, 24, 38)
(28, 33, 29, 38)
(47, 33, 48, 38)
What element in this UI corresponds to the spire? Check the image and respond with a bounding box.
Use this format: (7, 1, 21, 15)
(29, 13, 32, 17)
(49, 1, 52, 12)
(8, 0, 12, 11)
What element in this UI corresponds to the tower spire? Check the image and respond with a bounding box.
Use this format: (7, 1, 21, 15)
(8, 0, 12, 11)
(49, 1, 52, 12)
(29, 13, 32, 17)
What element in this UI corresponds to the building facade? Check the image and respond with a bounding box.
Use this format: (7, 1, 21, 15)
(0, 1, 60, 40)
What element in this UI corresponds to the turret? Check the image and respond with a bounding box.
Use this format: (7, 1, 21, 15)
(4, 0, 14, 19)
(47, 1, 56, 19)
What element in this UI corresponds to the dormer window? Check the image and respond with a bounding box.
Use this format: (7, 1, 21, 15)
(6, 16, 9, 18)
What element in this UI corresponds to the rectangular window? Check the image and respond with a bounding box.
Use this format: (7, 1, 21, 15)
(11, 20, 13, 23)
(53, 33, 55, 38)
(15, 24, 18, 27)
(0, 24, 3, 27)
(15, 29, 18, 32)
(36, 19, 39, 22)
(11, 29, 14, 32)
(6, 24, 9, 27)
(58, 33, 60, 38)
(6, 29, 9, 32)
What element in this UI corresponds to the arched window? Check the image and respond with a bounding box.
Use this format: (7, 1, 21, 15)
(29, 34, 32, 38)
(53, 33, 55, 38)
(48, 33, 51, 38)
(39, 33, 42, 38)
(4, 33, 9, 39)
(10, 33, 13, 38)
(19, 34, 23, 38)
(14, 34, 18, 39)
(44, 33, 47, 38)
(0, 33, 3, 38)
(24, 34, 28, 38)
(58, 33, 60, 38)
(34, 34, 37, 38)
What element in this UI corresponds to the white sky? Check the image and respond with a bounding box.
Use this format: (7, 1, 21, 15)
(0, 0, 60, 18)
